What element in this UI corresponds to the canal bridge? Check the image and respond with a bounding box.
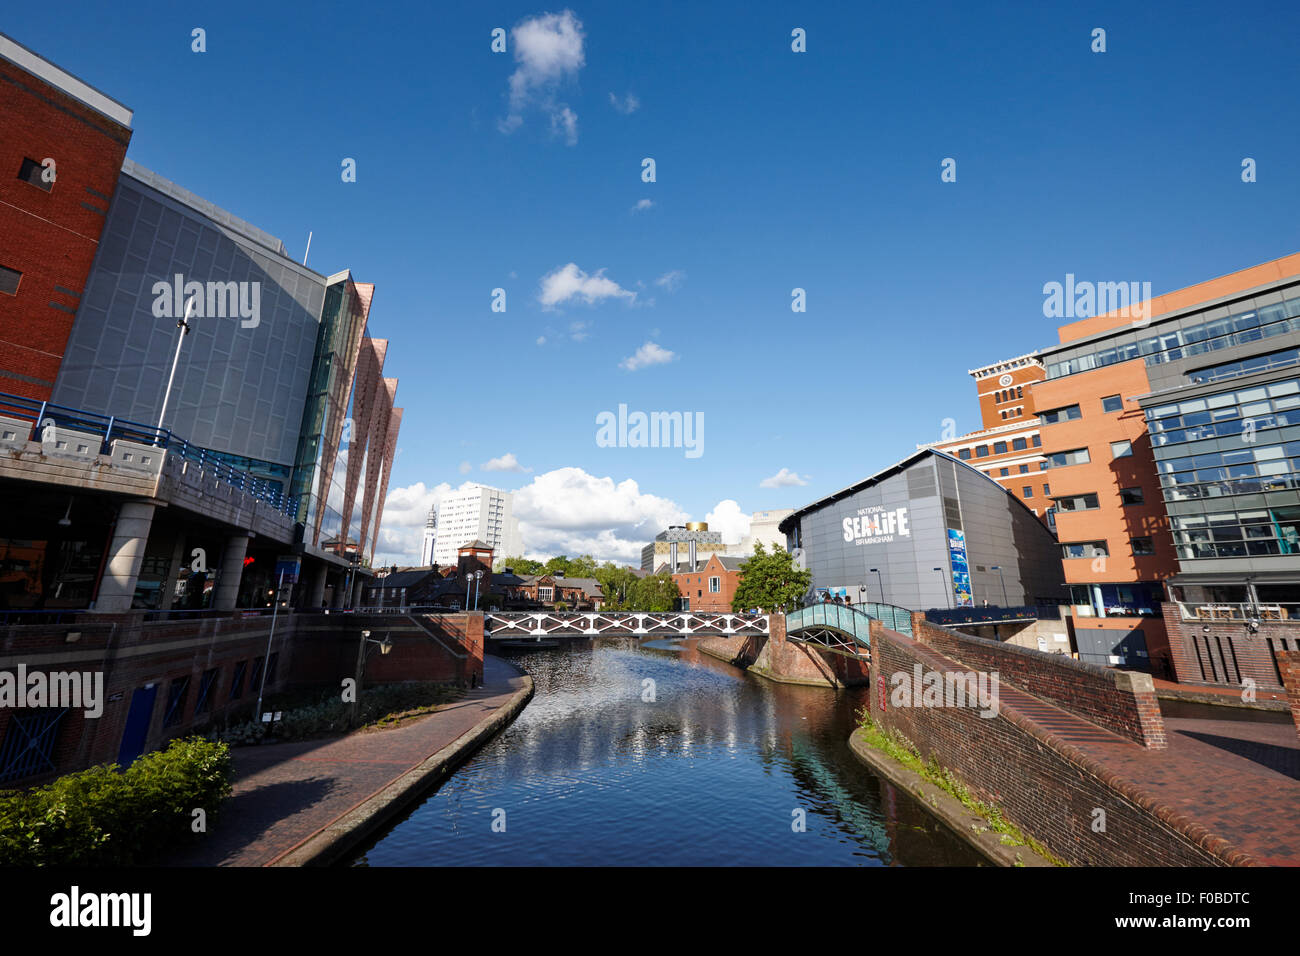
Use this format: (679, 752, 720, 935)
(485, 610, 768, 640)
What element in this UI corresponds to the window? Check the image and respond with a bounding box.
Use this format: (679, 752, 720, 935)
(1016, 386, 1023, 398)
(1119, 487, 1144, 505)
(1022, 486, 1033, 498)
(194, 669, 218, 714)
(1031, 435, 1041, 447)
(163, 676, 190, 728)
(1111, 440, 1133, 458)
(1042, 484, 1050, 495)
(958, 448, 972, 460)
(17, 158, 52, 192)
(999, 468, 1009, 477)
(994, 441, 1007, 454)
(229, 661, 247, 700)
(266, 653, 279, 687)
(975, 445, 989, 457)
(0, 265, 20, 296)
(1012, 437, 1027, 451)
(1000, 411, 1007, 420)
(1040, 404, 1082, 424)
(709, 576, 720, 593)
(1043, 447, 1090, 468)
(1019, 464, 1029, 474)
(1054, 493, 1100, 511)
(538, 587, 553, 601)
(1101, 394, 1124, 413)
(1131, 537, 1156, 555)
(249, 657, 264, 698)
(1062, 541, 1108, 559)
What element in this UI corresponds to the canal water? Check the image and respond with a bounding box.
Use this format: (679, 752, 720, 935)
(351, 638, 984, 866)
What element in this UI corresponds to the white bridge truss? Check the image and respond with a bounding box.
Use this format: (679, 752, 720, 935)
(486, 611, 769, 639)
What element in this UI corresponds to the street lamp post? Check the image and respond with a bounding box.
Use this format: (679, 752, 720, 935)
(253, 569, 286, 723)
(350, 629, 393, 727)
(933, 567, 951, 608)
(869, 568, 885, 605)
(990, 565, 1009, 606)
(473, 569, 484, 610)
(157, 295, 197, 437)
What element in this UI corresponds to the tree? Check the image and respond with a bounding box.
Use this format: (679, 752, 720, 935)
(595, 562, 639, 609)
(497, 556, 544, 575)
(731, 542, 811, 614)
(627, 571, 680, 611)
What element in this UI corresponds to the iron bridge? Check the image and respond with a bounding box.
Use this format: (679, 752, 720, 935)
(486, 611, 769, 639)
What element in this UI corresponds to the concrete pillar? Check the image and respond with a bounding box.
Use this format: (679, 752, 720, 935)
(159, 531, 186, 611)
(309, 562, 327, 609)
(213, 533, 252, 611)
(331, 569, 347, 609)
(351, 572, 364, 609)
(94, 500, 157, 612)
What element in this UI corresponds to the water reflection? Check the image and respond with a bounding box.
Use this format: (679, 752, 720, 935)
(352, 637, 983, 866)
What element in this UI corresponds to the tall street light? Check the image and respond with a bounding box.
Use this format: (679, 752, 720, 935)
(157, 295, 197, 437)
(990, 565, 1009, 606)
(869, 568, 885, 605)
(351, 629, 393, 727)
(933, 567, 951, 608)
(473, 569, 484, 610)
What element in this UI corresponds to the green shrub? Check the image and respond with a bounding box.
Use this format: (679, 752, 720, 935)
(216, 681, 461, 746)
(0, 737, 232, 866)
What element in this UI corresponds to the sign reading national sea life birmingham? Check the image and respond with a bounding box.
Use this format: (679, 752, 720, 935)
(842, 505, 910, 545)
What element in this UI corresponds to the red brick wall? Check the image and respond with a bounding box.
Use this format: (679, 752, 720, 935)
(1163, 603, 1298, 691)
(1276, 649, 1300, 741)
(867, 625, 1235, 865)
(910, 612, 1165, 747)
(0, 57, 130, 399)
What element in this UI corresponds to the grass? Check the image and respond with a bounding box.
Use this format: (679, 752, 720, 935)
(856, 707, 1068, 866)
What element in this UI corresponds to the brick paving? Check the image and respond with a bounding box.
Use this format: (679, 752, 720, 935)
(167, 656, 528, 867)
(928, 655, 1300, 865)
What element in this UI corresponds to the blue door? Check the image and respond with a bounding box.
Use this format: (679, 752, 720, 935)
(117, 684, 158, 766)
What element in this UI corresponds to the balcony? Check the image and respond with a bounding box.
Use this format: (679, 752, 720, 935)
(1175, 601, 1299, 623)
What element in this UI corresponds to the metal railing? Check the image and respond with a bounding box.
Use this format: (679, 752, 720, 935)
(0, 390, 298, 517)
(925, 605, 1057, 627)
(1176, 601, 1299, 623)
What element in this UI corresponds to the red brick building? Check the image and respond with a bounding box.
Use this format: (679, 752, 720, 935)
(669, 554, 745, 612)
(0, 33, 132, 400)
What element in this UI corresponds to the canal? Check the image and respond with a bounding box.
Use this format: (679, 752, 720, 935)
(351, 637, 984, 866)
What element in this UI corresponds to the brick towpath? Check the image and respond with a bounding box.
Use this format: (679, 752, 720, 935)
(168, 655, 530, 867)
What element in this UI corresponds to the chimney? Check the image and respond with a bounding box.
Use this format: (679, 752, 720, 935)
(670, 541, 678, 572)
(688, 538, 697, 571)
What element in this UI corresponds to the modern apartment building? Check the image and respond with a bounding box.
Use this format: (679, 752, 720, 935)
(641, 522, 726, 572)
(431, 484, 523, 566)
(0, 32, 133, 401)
(958, 252, 1300, 681)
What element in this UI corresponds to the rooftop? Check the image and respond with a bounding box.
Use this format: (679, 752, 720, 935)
(0, 32, 133, 128)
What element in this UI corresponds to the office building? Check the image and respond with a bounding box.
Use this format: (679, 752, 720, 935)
(736, 508, 795, 555)
(431, 484, 522, 566)
(641, 522, 726, 572)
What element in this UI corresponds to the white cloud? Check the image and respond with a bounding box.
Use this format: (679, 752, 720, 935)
(536, 335, 547, 346)
(705, 500, 751, 545)
(632, 198, 653, 213)
(619, 341, 676, 371)
(569, 320, 590, 341)
(513, 467, 687, 563)
(499, 10, 585, 143)
(759, 468, 809, 488)
(655, 270, 686, 292)
(458, 460, 472, 474)
(482, 452, 531, 473)
(609, 91, 640, 114)
(538, 262, 636, 310)
(372, 480, 454, 565)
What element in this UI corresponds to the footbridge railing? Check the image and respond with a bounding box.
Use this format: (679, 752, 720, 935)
(783, 601, 912, 659)
(486, 611, 769, 639)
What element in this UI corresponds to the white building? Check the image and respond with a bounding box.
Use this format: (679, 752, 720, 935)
(735, 508, 794, 555)
(420, 507, 437, 566)
(431, 484, 523, 566)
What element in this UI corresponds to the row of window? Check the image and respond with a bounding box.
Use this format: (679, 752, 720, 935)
(1169, 506, 1300, 559)
(999, 406, 1025, 420)
(1039, 394, 1125, 426)
(1044, 297, 1300, 379)
(162, 655, 275, 728)
(1061, 537, 1156, 559)
(1188, 346, 1300, 385)
(957, 434, 1041, 460)
(993, 386, 1024, 404)
(1155, 442, 1300, 481)
(993, 463, 1040, 477)
(1146, 377, 1300, 447)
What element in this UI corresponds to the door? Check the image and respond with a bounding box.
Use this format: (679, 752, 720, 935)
(117, 683, 158, 766)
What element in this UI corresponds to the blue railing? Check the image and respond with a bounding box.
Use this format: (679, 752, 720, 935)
(0, 390, 298, 517)
(925, 605, 1056, 627)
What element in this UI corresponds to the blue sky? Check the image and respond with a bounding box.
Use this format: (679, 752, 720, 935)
(10, 1, 1300, 564)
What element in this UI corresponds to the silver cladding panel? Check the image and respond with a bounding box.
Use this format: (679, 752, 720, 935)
(52, 172, 326, 466)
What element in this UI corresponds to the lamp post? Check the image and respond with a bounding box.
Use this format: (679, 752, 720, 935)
(254, 569, 286, 723)
(933, 567, 951, 608)
(351, 629, 393, 727)
(473, 569, 484, 610)
(869, 568, 885, 605)
(990, 565, 1009, 606)
(157, 295, 196, 438)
